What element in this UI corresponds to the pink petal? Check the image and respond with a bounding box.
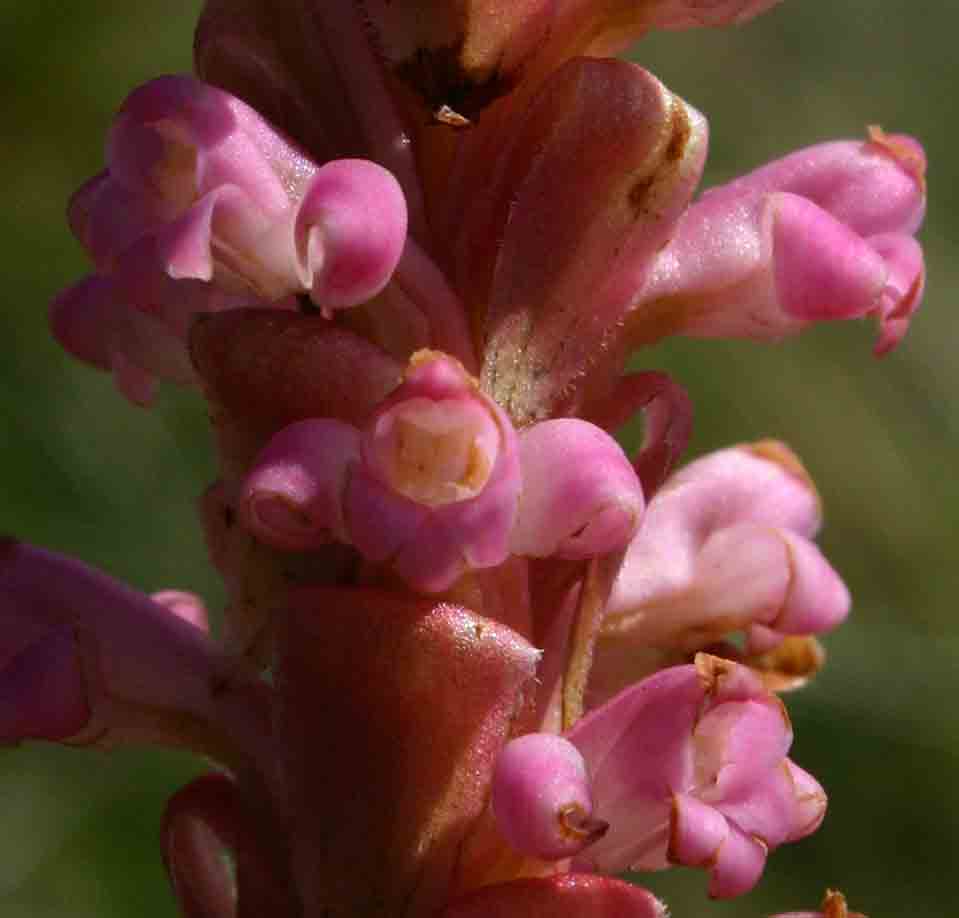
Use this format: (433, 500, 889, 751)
(0, 628, 90, 744)
(49, 275, 197, 406)
(868, 232, 925, 356)
(511, 419, 644, 560)
(109, 74, 294, 213)
(707, 826, 768, 898)
(702, 129, 925, 237)
(492, 733, 607, 860)
(570, 655, 823, 889)
(0, 539, 271, 771)
(770, 192, 888, 322)
(151, 590, 211, 632)
(240, 418, 360, 549)
(782, 760, 829, 841)
(347, 352, 521, 592)
(567, 666, 705, 871)
(667, 792, 729, 867)
(774, 530, 851, 634)
(601, 443, 835, 654)
(693, 698, 793, 802)
(295, 159, 408, 310)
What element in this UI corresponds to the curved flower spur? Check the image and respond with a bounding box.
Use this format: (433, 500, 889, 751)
(3, 0, 930, 916)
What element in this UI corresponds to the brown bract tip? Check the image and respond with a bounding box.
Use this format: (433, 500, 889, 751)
(744, 439, 821, 510)
(821, 888, 857, 918)
(867, 124, 927, 191)
(409, 347, 465, 375)
(693, 651, 732, 694)
(749, 635, 826, 693)
(559, 804, 609, 845)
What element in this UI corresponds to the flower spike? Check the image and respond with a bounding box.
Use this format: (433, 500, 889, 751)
(29, 0, 929, 914)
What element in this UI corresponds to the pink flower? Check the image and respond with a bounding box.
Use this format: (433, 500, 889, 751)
(590, 441, 850, 703)
(0, 539, 270, 775)
(493, 655, 825, 899)
(241, 351, 521, 592)
(53, 74, 407, 403)
(77, 75, 406, 308)
(626, 128, 926, 355)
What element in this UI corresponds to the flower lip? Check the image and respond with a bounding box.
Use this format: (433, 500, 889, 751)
(368, 395, 498, 506)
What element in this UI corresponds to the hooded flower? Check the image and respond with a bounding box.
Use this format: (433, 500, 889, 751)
(52, 75, 407, 403)
(589, 441, 850, 702)
(492, 655, 825, 898)
(239, 350, 521, 591)
(625, 127, 926, 355)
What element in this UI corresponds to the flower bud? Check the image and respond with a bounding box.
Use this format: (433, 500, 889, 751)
(240, 419, 360, 550)
(49, 275, 200, 405)
(492, 733, 607, 860)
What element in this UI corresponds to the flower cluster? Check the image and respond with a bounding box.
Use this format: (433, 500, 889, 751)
(3, 1, 926, 916)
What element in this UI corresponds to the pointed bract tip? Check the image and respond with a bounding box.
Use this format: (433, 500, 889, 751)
(867, 125, 927, 190)
(742, 440, 820, 510)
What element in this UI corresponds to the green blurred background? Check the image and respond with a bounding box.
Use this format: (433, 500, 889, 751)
(1, 1, 955, 915)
